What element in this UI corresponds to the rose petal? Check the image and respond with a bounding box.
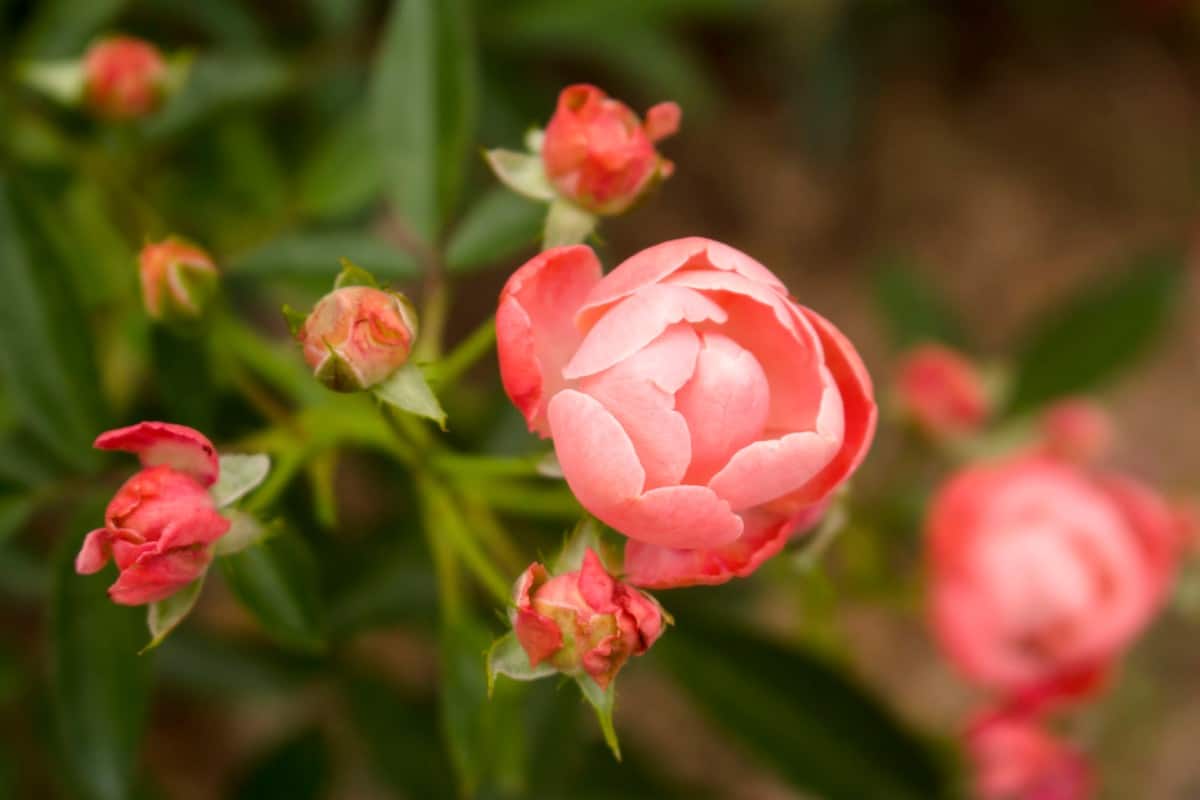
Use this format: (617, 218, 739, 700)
(708, 428, 840, 513)
(496, 246, 603, 436)
(94, 422, 220, 487)
(155, 508, 232, 552)
(107, 546, 211, 605)
(75, 529, 112, 574)
(548, 388, 647, 515)
(643, 101, 681, 142)
(608, 484, 743, 549)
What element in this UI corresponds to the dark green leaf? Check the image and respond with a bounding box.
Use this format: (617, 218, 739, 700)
(219, 531, 324, 652)
(370, 0, 479, 244)
(51, 521, 153, 800)
(655, 619, 952, 800)
(296, 111, 384, 221)
(233, 727, 330, 800)
(230, 231, 419, 283)
(144, 55, 292, 140)
(19, 0, 127, 57)
(156, 630, 316, 697)
(872, 259, 969, 350)
(0, 494, 36, 544)
(1009, 252, 1182, 414)
(447, 187, 543, 273)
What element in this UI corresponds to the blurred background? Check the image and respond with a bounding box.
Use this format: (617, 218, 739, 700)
(1, 0, 1198, 798)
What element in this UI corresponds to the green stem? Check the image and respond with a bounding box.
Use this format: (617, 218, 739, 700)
(429, 315, 496, 386)
(433, 452, 543, 481)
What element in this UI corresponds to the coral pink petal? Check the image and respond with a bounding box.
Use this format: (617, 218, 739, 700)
(708, 428, 840, 512)
(643, 102, 681, 142)
(496, 245, 603, 436)
(94, 422, 219, 487)
(107, 547, 210, 606)
(548, 389, 646, 513)
(578, 549, 617, 612)
(514, 607, 564, 667)
(75, 530, 112, 574)
(156, 509, 232, 552)
(664, 269, 799, 333)
(611, 484, 743, 549)
(563, 284, 726, 380)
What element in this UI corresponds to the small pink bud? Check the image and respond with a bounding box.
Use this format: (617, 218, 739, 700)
(541, 84, 681, 215)
(83, 36, 168, 120)
(513, 549, 664, 689)
(894, 344, 990, 438)
(297, 286, 416, 392)
(139, 237, 220, 323)
(1038, 398, 1114, 465)
(967, 713, 1091, 800)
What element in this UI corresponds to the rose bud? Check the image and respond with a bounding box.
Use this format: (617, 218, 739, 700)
(893, 343, 990, 439)
(967, 713, 1091, 800)
(76, 422, 230, 606)
(496, 238, 876, 588)
(296, 286, 417, 392)
(927, 456, 1179, 702)
(513, 548, 664, 689)
(139, 237, 220, 324)
(83, 36, 168, 120)
(1038, 398, 1114, 465)
(541, 84, 681, 215)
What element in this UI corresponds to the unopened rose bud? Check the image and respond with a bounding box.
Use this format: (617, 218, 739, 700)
(297, 286, 416, 392)
(83, 36, 168, 120)
(1038, 397, 1114, 465)
(139, 237, 220, 324)
(541, 84, 680, 215)
(513, 548, 664, 689)
(894, 344, 990, 439)
(967, 713, 1091, 800)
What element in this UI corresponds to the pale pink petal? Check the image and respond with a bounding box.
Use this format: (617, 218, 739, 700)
(663, 268, 799, 333)
(496, 246, 603, 436)
(95, 422, 220, 487)
(548, 389, 646, 514)
(675, 332, 770, 484)
(563, 285, 726, 380)
(708, 429, 840, 512)
(608, 484, 743, 549)
(1096, 473, 1178, 606)
(643, 101, 681, 142)
(75, 530, 112, 574)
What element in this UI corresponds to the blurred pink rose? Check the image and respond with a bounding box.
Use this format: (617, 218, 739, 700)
(76, 422, 230, 605)
(541, 84, 680, 215)
(83, 36, 168, 119)
(297, 286, 416, 392)
(894, 344, 990, 438)
(513, 548, 664, 689)
(497, 238, 876, 587)
(1038, 398, 1114, 465)
(927, 456, 1179, 698)
(967, 713, 1091, 800)
(139, 237, 220, 322)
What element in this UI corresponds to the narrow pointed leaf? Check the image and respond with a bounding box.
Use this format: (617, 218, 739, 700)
(374, 363, 448, 430)
(211, 453, 271, 509)
(333, 258, 380, 289)
(219, 531, 324, 651)
(575, 675, 620, 761)
(483, 149, 555, 202)
(487, 632, 556, 695)
(142, 575, 205, 653)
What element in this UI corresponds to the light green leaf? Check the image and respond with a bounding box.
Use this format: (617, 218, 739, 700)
(219, 531, 324, 651)
(333, 258, 380, 289)
(211, 453, 271, 509)
(575, 674, 620, 761)
(483, 149, 555, 202)
(214, 510, 271, 557)
(446, 187, 543, 273)
(142, 575, 205, 654)
(17, 60, 84, 105)
(374, 363, 448, 430)
(487, 632, 556, 695)
(370, 0, 479, 244)
(543, 199, 596, 249)
(230, 231, 419, 283)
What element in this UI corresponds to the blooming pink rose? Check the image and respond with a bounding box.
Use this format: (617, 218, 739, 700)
(76, 422, 230, 605)
(139, 237, 220, 322)
(894, 344, 990, 438)
(297, 286, 416, 392)
(1038, 398, 1113, 465)
(513, 548, 664, 689)
(83, 36, 168, 119)
(496, 238, 876, 587)
(541, 84, 680, 215)
(927, 456, 1179, 698)
(967, 713, 1091, 800)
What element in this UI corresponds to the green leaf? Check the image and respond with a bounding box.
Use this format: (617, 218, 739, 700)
(296, 111, 384, 220)
(16, 60, 85, 105)
(51, 522, 152, 800)
(233, 728, 331, 800)
(370, 0, 479, 244)
(144, 54, 292, 140)
(333, 257, 380, 289)
(230, 231, 419, 283)
(872, 259, 968, 350)
(447, 187, 543, 273)
(142, 575, 205, 654)
(0, 494, 36, 544)
(487, 632, 556, 693)
(18, 0, 127, 57)
(219, 531, 324, 651)
(655, 618, 952, 800)
(0, 178, 104, 471)
(1009, 252, 1182, 414)
(483, 148, 555, 202)
(575, 674, 620, 761)
(543, 199, 596, 249)
(374, 363, 448, 430)
(552, 516, 621, 574)
(211, 454, 271, 509)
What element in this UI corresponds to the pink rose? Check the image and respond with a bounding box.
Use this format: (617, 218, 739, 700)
(496, 238, 876, 588)
(83, 36, 168, 119)
(894, 344, 990, 438)
(1038, 398, 1113, 465)
(297, 286, 416, 392)
(967, 713, 1091, 800)
(513, 548, 664, 689)
(76, 422, 230, 605)
(139, 237, 220, 322)
(541, 84, 680, 215)
(927, 456, 1178, 698)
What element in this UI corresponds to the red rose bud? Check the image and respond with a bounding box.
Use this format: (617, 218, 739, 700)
(541, 84, 680, 215)
(513, 548, 664, 689)
(83, 36, 168, 120)
(894, 344, 990, 439)
(139, 237, 220, 323)
(967, 713, 1091, 800)
(297, 286, 416, 392)
(1038, 398, 1114, 465)
(76, 422, 230, 606)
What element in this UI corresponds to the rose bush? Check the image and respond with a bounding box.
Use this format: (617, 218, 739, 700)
(497, 237, 876, 587)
